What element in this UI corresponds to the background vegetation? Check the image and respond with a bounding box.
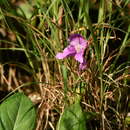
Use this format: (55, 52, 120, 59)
(0, 0, 130, 130)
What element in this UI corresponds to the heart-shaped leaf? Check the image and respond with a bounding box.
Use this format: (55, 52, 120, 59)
(0, 92, 36, 130)
(57, 101, 87, 130)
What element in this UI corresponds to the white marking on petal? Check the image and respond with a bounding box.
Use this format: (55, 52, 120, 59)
(75, 44, 84, 53)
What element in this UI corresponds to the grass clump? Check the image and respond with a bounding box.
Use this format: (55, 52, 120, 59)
(0, 0, 130, 129)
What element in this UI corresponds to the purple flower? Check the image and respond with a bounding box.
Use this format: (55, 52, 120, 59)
(56, 34, 88, 70)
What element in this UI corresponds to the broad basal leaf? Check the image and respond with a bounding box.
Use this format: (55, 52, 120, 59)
(0, 92, 36, 130)
(57, 101, 87, 130)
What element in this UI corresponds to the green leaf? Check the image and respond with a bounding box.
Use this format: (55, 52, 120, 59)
(57, 101, 87, 130)
(0, 92, 36, 130)
(125, 113, 130, 125)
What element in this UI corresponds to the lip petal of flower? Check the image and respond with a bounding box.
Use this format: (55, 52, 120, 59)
(74, 50, 84, 63)
(56, 45, 76, 59)
(56, 34, 88, 70)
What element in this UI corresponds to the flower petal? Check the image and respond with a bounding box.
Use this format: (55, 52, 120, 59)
(56, 52, 65, 59)
(74, 51, 84, 63)
(56, 45, 76, 59)
(79, 37, 88, 48)
(68, 34, 81, 42)
(69, 34, 88, 48)
(79, 59, 87, 70)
